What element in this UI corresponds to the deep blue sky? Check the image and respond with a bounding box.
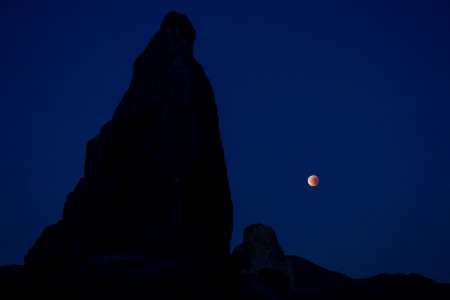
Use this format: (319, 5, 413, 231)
(1, 0, 450, 282)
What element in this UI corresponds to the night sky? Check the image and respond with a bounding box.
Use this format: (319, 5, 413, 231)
(1, 0, 450, 283)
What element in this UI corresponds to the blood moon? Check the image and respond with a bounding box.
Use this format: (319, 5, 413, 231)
(308, 175, 319, 187)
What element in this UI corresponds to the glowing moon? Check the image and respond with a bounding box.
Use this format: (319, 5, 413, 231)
(308, 175, 319, 187)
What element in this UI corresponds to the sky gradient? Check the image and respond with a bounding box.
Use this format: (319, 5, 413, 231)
(1, 0, 450, 282)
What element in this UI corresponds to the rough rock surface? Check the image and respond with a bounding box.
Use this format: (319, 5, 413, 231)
(233, 223, 294, 292)
(25, 10, 233, 269)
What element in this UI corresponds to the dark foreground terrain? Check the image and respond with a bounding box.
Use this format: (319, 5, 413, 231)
(1, 252, 449, 299)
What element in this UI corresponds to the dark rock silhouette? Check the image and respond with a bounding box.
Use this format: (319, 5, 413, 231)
(233, 223, 294, 293)
(25, 11, 233, 270)
(1, 10, 449, 300)
(288, 255, 450, 300)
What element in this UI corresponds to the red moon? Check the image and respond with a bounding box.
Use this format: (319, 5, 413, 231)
(308, 175, 319, 187)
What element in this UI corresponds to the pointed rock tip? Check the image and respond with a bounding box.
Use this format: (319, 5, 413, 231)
(160, 11, 196, 44)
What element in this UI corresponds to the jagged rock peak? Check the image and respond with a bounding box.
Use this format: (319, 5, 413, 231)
(25, 11, 232, 270)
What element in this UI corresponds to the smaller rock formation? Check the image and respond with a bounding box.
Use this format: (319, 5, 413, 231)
(233, 223, 294, 293)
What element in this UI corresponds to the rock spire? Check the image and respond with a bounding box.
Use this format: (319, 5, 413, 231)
(25, 11, 233, 269)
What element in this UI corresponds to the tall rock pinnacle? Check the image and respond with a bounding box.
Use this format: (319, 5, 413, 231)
(25, 11, 233, 268)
